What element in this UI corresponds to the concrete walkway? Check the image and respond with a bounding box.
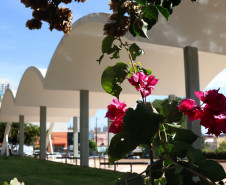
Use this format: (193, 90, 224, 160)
(47, 157, 226, 184)
(48, 157, 226, 179)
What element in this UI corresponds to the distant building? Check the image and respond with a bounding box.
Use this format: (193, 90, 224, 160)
(103, 126, 108, 133)
(217, 134, 226, 148)
(203, 135, 217, 151)
(0, 79, 13, 95)
(0, 90, 2, 102)
(94, 133, 108, 147)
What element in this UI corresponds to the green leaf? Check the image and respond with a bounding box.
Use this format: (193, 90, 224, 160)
(156, 5, 170, 21)
(108, 132, 137, 163)
(167, 124, 198, 145)
(144, 6, 159, 21)
(174, 166, 183, 175)
(115, 173, 145, 185)
(129, 43, 144, 60)
(162, 0, 173, 14)
(110, 50, 120, 59)
(102, 35, 115, 54)
(152, 98, 184, 125)
(142, 67, 152, 75)
(123, 102, 164, 145)
(197, 160, 226, 182)
(165, 162, 195, 185)
(171, 141, 188, 158)
(134, 0, 146, 6)
(143, 17, 157, 30)
(187, 147, 206, 166)
(133, 19, 149, 39)
(154, 178, 167, 185)
(172, 0, 181, 6)
(146, 160, 164, 179)
(96, 54, 104, 64)
(163, 100, 183, 124)
(101, 62, 129, 98)
(165, 166, 184, 185)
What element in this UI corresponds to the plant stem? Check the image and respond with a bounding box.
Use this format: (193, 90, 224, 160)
(149, 143, 155, 185)
(115, 160, 161, 185)
(118, 38, 145, 103)
(167, 157, 216, 185)
(158, 128, 216, 185)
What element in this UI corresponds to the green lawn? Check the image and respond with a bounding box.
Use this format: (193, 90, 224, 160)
(0, 157, 123, 185)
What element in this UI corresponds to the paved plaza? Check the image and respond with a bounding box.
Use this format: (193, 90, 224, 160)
(49, 157, 226, 174)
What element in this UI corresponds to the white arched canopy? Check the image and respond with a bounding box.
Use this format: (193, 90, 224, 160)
(43, 9, 226, 166)
(44, 13, 226, 97)
(16, 66, 139, 110)
(0, 89, 72, 123)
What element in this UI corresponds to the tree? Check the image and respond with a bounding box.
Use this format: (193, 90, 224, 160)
(89, 139, 97, 155)
(152, 97, 186, 128)
(0, 122, 40, 154)
(217, 141, 226, 153)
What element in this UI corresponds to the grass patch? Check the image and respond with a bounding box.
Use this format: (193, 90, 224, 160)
(0, 156, 123, 185)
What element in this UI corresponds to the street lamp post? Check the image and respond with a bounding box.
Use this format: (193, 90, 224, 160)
(95, 117, 98, 144)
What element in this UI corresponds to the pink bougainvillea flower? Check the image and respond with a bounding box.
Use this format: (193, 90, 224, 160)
(215, 115, 226, 134)
(177, 99, 196, 112)
(179, 89, 226, 137)
(105, 98, 127, 120)
(105, 98, 127, 134)
(109, 120, 123, 134)
(177, 99, 203, 122)
(128, 72, 147, 91)
(199, 106, 226, 137)
(141, 75, 159, 97)
(128, 72, 158, 98)
(195, 89, 226, 112)
(202, 112, 226, 136)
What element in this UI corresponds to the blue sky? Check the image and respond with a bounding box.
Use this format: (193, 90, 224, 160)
(1, 1, 225, 131)
(0, 1, 110, 88)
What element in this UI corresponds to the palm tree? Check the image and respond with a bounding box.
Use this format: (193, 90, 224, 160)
(0, 122, 40, 155)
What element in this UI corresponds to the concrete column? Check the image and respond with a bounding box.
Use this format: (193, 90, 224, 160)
(46, 122, 54, 154)
(80, 90, 89, 166)
(168, 94, 176, 103)
(40, 106, 47, 159)
(107, 118, 114, 146)
(19, 115, 24, 156)
(1, 122, 11, 156)
(73, 117, 79, 157)
(184, 46, 202, 149)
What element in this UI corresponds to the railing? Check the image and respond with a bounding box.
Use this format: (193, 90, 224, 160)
(50, 155, 150, 173)
(100, 161, 149, 172)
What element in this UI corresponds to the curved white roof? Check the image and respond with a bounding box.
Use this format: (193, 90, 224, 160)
(12, 66, 137, 118)
(44, 12, 226, 97)
(0, 89, 71, 122)
(15, 66, 78, 108)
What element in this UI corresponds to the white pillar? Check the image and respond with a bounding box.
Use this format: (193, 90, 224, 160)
(19, 115, 24, 156)
(80, 90, 89, 167)
(184, 46, 202, 149)
(107, 118, 114, 146)
(46, 122, 54, 154)
(1, 122, 11, 156)
(73, 117, 79, 157)
(40, 106, 47, 159)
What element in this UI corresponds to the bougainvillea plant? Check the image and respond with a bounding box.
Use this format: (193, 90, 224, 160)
(21, 0, 226, 184)
(98, 1, 226, 184)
